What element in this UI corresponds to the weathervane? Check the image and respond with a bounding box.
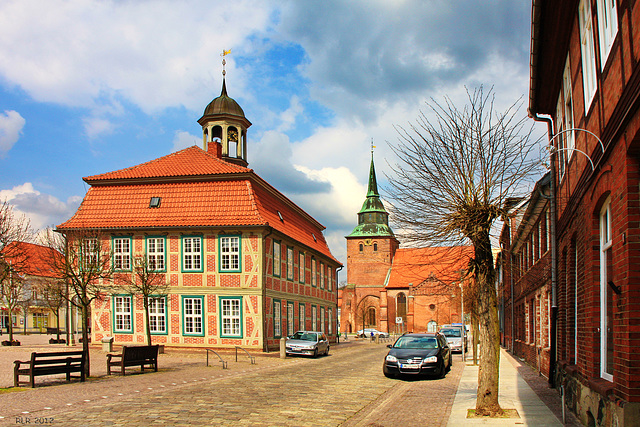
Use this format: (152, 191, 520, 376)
(221, 49, 231, 77)
(371, 138, 376, 155)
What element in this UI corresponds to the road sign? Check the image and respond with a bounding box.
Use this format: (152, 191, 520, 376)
(395, 317, 403, 324)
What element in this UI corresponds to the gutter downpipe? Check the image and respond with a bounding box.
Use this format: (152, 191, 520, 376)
(529, 110, 557, 388)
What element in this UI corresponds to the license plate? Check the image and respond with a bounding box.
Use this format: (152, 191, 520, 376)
(400, 363, 420, 369)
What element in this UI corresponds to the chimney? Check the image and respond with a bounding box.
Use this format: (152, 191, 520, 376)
(208, 141, 222, 159)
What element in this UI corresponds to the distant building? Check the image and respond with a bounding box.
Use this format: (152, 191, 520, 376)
(339, 154, 472, 334)
(529, 0, 640, 424)
(58, 78, 341, 351)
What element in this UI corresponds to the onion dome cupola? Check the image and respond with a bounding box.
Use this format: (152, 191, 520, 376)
(198, 51, 252, 167)
(347, 152, 395, 238)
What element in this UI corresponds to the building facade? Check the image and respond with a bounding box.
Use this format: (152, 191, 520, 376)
(58, 79, 341, 351)
(498, 174, 553, 378)
(340, 154, 472, 334)
(529, 0, 640, 424)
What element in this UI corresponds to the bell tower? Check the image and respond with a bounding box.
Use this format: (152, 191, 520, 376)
(198, 50, 252, 167)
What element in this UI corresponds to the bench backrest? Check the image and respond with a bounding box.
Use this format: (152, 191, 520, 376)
(29, 351, 85, 368)
(122, 345, 159, 361)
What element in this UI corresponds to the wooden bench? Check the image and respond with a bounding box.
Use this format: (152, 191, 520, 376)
(14, 350, 86, 388)
(107, 345, 159, 376)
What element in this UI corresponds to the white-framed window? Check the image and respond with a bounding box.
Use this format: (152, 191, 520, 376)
(299, 252, 305, 283)
(221, 297, 242, 337)
(600, 198, 613, 381)
(328, 308, 333, 335)
(146, 237, 165, 271)
(320, 307, 326, 333)
(299, 303, 305, 331)
(82, 238, 98, 267)
(328, 267, 333, 291)
(148, 297, 166, 334)
(220, 235, 241, 272)
(596, 0, 618, 68)
(563, 56, 575, 155)
(183, 296, 203, 335)
(113, 237, 131, 270)
(114, 295, 132, 332)
(311, 258, 317, 287)
(287, 302, 294, 336)
(182, 236, 202, 272)
(273, 240, 281, 277)
(274, 300, 281, 338)
(287, 247, 294, 281)
(312, 305, 317, 331)
(320, 262, 325, 289)
(579, 0, 598, 111)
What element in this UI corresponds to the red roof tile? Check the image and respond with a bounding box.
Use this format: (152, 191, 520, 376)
(58, 147, 339, 263)
(386, 246, 473, 289)
(2, 242, 62, 278)
(84, 146, 249, 182)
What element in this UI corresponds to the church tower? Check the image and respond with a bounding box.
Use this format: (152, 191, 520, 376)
(198, 52, 252, 167)
(344, 151, 399, 333)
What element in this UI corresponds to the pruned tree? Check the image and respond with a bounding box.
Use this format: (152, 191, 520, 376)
(0, 200, 33, 342)
(40, 278, 66, 341)
(44, 228, 113, 376)
(386, 87, 541, 415)
(115, 253, 169, 345)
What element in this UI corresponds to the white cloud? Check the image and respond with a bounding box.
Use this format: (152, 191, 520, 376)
(83, 117, 115, 139)
(172, 130, 200, 152)
(276, 95, 303, 132)
(0, 183, 82, 230)
(0, 110, 25, 157)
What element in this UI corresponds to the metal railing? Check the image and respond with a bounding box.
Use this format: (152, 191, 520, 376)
(235, 346, 256, 364)
(205, 348, 227, 369)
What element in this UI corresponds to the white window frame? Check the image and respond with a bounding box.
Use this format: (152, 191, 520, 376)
(299, 303, 305, 331)
(182, 236, 202, 272)
(113, 237, 131, 271)
(82, 238, 98, 267)
(312, 305, 317, 331)
(148, 297, 166, 334)
(563, 56, 575, 156)
(114, 295, 132, 333)
(273, 240, 281, 277)
(299, 252, 305, 283)
(311, 258, 317, 287)
(596, 0, 618, 68)
(600, 198, 613, 381)
(274, 300, 282, 338)
(147, 237, 165, 271)
(328, 308, 333, 335)
(183, 297, 203, 335)
(320, 307, 326, 333)
(287, 247, 294, 280)
(579, 0, 598, 111)
(320, 262, 325, 289)
(220, 235, 240, 272)
(287, 302, 294, 336)
(221, 297, 242, 337)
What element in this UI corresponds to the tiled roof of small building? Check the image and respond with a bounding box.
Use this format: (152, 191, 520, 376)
(59, 147, 339, 263)
(2, 241, 62, 279)
(386, 246, 473, 289)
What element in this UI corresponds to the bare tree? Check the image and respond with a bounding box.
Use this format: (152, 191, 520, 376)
(44, 229, 113, 376)
(0, 201, 33, 343)
(386, 87, 541, 415)
(40, 279, 66, 342)
(115, 253, 169, 345)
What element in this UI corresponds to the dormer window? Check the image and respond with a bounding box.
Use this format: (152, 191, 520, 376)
(277, 211, 284, 222)
(149, 197, 161, 208)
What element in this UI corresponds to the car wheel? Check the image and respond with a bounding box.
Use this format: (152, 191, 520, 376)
(383, 368, 395, 379)
(446, 356, 452, 372)
(313, 348, 318, 358)
(437, 362, 446, 379)
(325, 346, 330, 356)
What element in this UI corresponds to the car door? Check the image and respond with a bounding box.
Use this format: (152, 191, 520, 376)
(439, 335, 451, 365)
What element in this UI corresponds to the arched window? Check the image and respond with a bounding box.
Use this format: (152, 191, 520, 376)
(396, 293, 407, 319)
(359, 243, 363, 252)
(427, 320, 437, 332)
(366, 307, 376, 327)
(373, 243, 378, 251)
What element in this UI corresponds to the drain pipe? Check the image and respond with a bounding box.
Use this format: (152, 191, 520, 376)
(528, 109, 557, 388)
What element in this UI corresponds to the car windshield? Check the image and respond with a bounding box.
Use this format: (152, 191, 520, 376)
(291, 332, 318, 341)
(394, 336, 438, 349)
(441, 329, 461, 337)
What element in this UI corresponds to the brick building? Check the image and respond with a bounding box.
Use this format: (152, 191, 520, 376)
(497, 173, 552, 377)
(57, 78, 341, 351)
(528, 0, 640, 424)
(340, 154, 472, 335)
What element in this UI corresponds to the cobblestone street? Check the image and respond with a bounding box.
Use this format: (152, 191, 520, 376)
(1, 339, 463, 426)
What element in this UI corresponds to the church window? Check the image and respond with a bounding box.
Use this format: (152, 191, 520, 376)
(359, 243, 363, 252)
(373, 243, 378, 251)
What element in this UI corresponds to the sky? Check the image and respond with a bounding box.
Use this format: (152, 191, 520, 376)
(0, 0, 543, 280)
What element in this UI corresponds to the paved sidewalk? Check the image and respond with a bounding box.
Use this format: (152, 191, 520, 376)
(447, 348, 581, 426)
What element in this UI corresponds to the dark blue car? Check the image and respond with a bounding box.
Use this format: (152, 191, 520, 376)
(382, 332, 452, 379)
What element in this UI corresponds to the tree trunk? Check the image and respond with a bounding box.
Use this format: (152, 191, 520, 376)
(472, 312, 479, 365)
(474, 233, 502, 416)
(55, 308, 60, 341)
(144, 297, 152, 346)
(81, 304, 90, 377)
(8, 309, 13, 342)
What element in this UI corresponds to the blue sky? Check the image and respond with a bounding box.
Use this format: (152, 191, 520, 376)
(0, 0, 542, 276)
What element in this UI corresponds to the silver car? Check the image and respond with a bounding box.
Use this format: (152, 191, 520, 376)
(285, 331, 330, 357)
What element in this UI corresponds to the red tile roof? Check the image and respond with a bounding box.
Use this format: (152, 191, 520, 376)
(84, 146, 249, 183)
(386, 246, 473, 289)
(58, 147, 339, 263)
(2, 241, 62, 278)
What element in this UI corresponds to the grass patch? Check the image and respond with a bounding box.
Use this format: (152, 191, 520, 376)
(0, 387, 27, 395)
(467, 408, 520, 418)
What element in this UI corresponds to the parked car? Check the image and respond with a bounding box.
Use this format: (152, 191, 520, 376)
(285, 331, 329, 357)
(382, 332, 452, 379)
(439, 325, 466, 353)
(356, 328, 389, 338)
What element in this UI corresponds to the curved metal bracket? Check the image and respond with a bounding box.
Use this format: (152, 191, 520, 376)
(548, 128, 605, 172)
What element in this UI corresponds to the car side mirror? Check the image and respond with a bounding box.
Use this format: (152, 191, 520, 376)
(387, 344, 392, 348)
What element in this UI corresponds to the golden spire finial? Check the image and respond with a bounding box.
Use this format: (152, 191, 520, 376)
(221, 49, 231, 77)
(371, 138, 376, 156)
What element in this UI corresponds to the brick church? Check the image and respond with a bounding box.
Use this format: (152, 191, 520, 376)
(58, 71, 341, 351)
(339, 154, 472, 335)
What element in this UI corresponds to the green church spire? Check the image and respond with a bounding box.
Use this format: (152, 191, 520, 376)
(347, 150, 395, 238)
